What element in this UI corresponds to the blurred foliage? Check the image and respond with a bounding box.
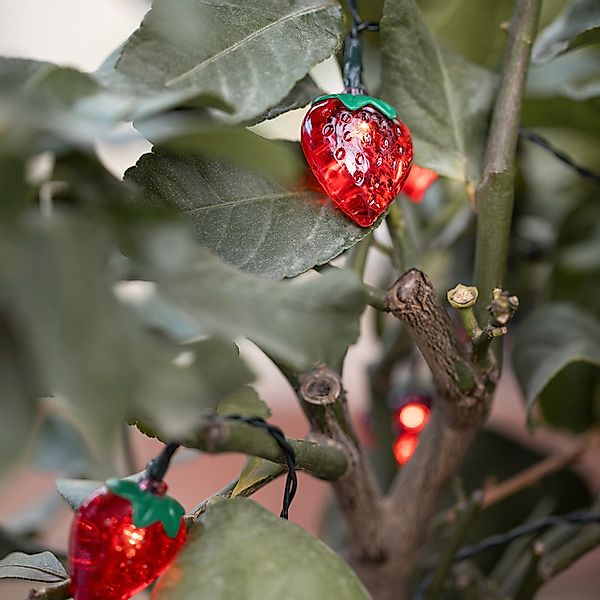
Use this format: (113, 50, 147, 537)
(0, 0, 600, 596)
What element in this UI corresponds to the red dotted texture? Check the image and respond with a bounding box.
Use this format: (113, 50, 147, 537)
(301, 97, 413, 227)
(69, 487, 185, 600)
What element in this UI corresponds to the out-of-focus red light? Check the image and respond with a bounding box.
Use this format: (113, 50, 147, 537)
(395, 402, 430, 433)
(393, 433, 419, 465)
(401, 164, 439, 203)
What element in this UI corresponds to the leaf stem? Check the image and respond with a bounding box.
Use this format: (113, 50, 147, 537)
(386, 201, 417, 272)
(346, 234, 372, 275)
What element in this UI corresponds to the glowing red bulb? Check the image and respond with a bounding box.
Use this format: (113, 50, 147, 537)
(395, 402, 430, 433)
(393, 433, 419, 465)
(301, 95, 413, 227)
(69, 478, 186, 600)
(401, 164, 439, 203)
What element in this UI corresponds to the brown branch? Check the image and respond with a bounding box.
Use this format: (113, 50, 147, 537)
(351, 270, 498, 600)
(297, 366, 387, 562)
(482, 443, 586, 509)
(385, 269, 495, 428)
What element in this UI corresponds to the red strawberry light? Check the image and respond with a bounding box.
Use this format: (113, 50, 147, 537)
(69, 477, 186, 600)
(301, 94, 413, 227)
(401, 164, 439, 203)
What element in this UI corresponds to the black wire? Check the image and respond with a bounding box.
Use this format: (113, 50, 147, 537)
(414, 511, 600, 599)
(455, 511, 600, 562)
(347, 0, 361, 31)
(225, 415, 298, 520)
(519, 126, 600, 185)
(147, 442, 180, 481)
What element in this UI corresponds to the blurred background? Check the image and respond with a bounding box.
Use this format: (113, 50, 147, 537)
(0, 1, 599, 598)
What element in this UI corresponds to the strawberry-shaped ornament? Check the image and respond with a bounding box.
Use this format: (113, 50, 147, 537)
(401, 164, 439, 203)
(69, 445, 186, 600)
(300, 17, 413, 227)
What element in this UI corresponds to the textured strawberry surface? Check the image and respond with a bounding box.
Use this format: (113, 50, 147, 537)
(69, 487, 185, 600)
(301, 97, 413, 227)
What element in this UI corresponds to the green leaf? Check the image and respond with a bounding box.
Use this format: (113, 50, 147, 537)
(0, 311, 43, 477)
(114, 0, 343, 123)
(0, 551, 67, 584)
(56, 472, 145, 510)
(31, 414, 93, 475)
(152, 498, 370, 600)
(1, 212, 254, 463)
(132, 337, 253, 440)
(55, 478, 103, 510)
(252, 76, 323, 124)
(125, 145, 377, 279)
(137, 236, 368, 371)
(133, 122, 303, 183)
(419, 0, 515, 69)
(217, 386, 271, 419)
(232, 457, 284, 497)
(106, 479, 185, 539)
(380, 0, 497, 185)
(532, 0, 600, 64)
(1, 213, 139, 462)
(512, 303, 600, 432)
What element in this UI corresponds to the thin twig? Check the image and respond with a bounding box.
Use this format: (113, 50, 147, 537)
(482, 443, 586, 509)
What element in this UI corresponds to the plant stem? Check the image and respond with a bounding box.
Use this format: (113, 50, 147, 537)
(180, 416, 347, 481)
(425, 492, 483, 599)
(474, 0, 542, 319)
(346, 234, 372, 275)
(296, 366, 386, 561)
(540, 521, 600, 580)
(386, 201, 417, 272)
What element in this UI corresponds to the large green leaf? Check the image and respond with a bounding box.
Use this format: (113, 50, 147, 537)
(114, 0, 343, 123)
(152, 498, 370, 600)
(135, 233, 368, 371)
(1, 213, 139, 461)
(0, 551, 67, 584)
(512, 303, 600, 432)
(1, 212, 254, 464)
(0, 312, 42, 476)
(532, 0, 600, 64)
(132, 122, 303, 183)
(380, 0, 497, 185)
(126, 146, 376, 279)
(419, 0, 514, 69)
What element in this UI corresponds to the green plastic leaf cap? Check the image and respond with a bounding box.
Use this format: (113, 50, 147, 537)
(312, 93, 398, 119)
(106, 478, 185, 539)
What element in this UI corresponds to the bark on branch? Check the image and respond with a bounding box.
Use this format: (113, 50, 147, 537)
(297, 366, 387, 561)
(385, 269, 495, 428)
(181, 415, 348, 481)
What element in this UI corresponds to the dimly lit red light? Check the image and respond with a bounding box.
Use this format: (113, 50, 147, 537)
(393, 433, 419, 465)
(401, 164, 439, 203)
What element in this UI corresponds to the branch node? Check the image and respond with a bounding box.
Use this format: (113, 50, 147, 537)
(299, 367, 342, 406)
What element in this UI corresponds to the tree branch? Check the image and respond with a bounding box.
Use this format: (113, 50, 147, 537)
(385, 269, 494, 428)
(474, 0, 542, 317)
(296, 366, 387, 561)
(181, 415, 347, 481)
